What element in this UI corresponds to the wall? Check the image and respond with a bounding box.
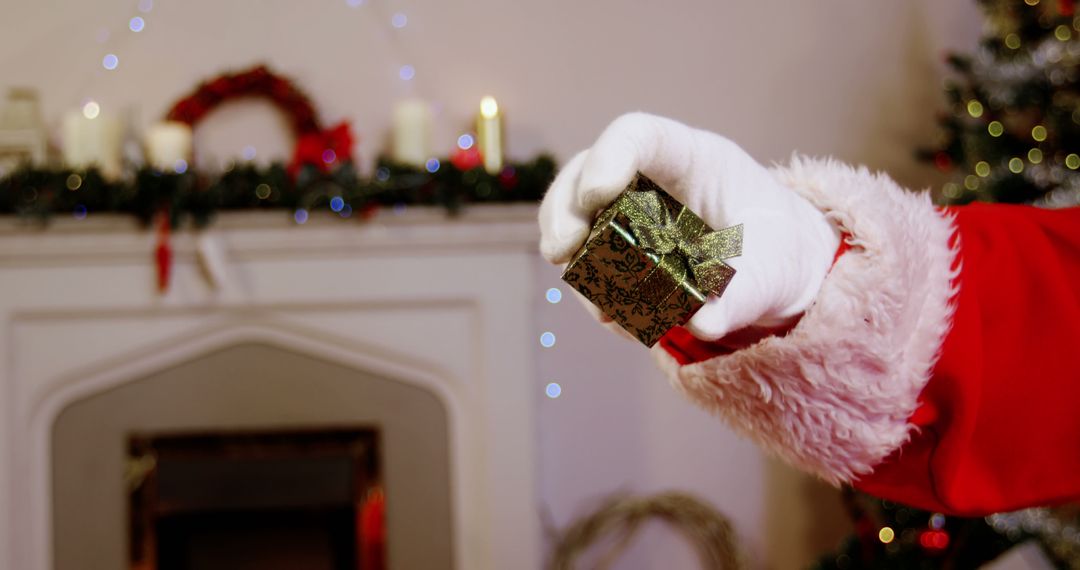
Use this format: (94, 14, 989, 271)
(0, 1, 985, 568)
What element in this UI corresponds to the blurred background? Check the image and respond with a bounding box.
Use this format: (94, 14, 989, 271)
(5, 1, 1066, 569)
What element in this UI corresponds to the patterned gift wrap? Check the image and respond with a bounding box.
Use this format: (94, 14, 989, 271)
(561, 174, 742, 347)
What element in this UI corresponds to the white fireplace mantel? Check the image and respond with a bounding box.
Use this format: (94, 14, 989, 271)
(0, 204, 542, 570)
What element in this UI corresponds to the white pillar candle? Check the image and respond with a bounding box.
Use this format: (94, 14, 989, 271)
(145, 121, 193, 172)
(62, 104, 123, 179)
(392, 98, 432, 168)
(476, 96, 502, 175)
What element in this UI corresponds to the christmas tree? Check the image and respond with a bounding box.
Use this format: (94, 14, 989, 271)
(814, 1, 1080, 568)
(923, 0, 1080, 207)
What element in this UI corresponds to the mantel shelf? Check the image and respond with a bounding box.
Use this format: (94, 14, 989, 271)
(0, 203, 541, 264)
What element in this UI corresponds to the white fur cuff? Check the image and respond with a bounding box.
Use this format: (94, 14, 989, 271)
(652, 156, 959, 484)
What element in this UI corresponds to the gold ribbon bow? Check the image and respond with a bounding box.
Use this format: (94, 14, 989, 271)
(622, 190, 743, 295)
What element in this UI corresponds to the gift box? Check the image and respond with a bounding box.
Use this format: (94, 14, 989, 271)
(561, 173, 743, 347)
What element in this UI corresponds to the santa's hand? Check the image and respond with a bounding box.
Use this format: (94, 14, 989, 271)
(539, 112, 840, 340)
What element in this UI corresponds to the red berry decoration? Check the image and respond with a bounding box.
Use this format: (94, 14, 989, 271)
(919, 529, 950, 553)
(934, 152, 953, 172)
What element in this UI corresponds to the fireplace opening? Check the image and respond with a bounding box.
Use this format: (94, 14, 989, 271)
(127, 428, 384, 570)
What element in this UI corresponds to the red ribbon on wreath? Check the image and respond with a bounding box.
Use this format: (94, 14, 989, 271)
(289, 121, 355, 177)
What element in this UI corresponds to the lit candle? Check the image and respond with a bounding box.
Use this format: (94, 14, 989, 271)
(145, 121, 193, 172)
(391, 98, 432, 168)
(476, 95, 502, 174)
(62, 102, 123, 179)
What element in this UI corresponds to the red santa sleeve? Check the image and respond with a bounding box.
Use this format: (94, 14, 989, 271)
(654, 156, 1080, 516)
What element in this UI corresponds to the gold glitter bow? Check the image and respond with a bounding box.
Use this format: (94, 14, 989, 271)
(622, 190, 743, 296)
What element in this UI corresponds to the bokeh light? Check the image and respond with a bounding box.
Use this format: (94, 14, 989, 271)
(129, 17, 145, 32)
(545, 287, 562, 303)
(399, 65, 415, 81)
(540, 332, 556, 347)
(82, 101, 101, 119)
(878, 527, 895, 544)
(102, 54, 119, 70)
(545, 383, 562, 399)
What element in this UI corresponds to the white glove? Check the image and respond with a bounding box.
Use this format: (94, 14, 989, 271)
(539, 112, 841, 341)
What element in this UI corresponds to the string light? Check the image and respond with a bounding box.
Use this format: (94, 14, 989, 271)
(425, 158, 441, 173)
(330, 196, 345, 212)
(964, 175, 980, 190)
(1005, 33, 1022, 49)
(975, 161, 991, 177)
(540, 332, 556, 347)
(102, 54, 119, 70)
(173, 159, 188, 173)
(1066, 154, 1080, 169)
(457, 134, 475, 149)
(878, 527, 895, 544)
(66, 174, 82, 191)
(942, 183, 961, 199)
(82, 101, 101, 119)
(1056, 25, 1072, 41)
(546, 287, 562, 303)
(255, 183, 271, 199)
(1028, 148, 1043, 164)
(1032, 125, 1048, 141)
(988, 121, 1004, 137)
(399, 65, 416, 81)
(129, 16, 145, 32)
(391, 12, 408, 28)
(1008, 158, 1024, 173)
(293, 209, 309, 224)
(545, 382, 562, 399)
(967, 100, 984, 118)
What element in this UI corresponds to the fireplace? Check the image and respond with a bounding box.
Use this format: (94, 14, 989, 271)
(127, 429, 383, 570)
(1, 204, 542, 570)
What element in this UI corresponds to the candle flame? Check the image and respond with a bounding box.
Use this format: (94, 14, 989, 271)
(480, 96, 499, 119)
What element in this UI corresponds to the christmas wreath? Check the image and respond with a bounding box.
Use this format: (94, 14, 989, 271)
(166, 65, 354, 176)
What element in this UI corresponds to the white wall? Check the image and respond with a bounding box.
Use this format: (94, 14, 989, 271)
(0, 1, 984, 568)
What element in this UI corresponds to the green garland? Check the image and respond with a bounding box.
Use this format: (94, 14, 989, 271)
(0, 155, 556, 227)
